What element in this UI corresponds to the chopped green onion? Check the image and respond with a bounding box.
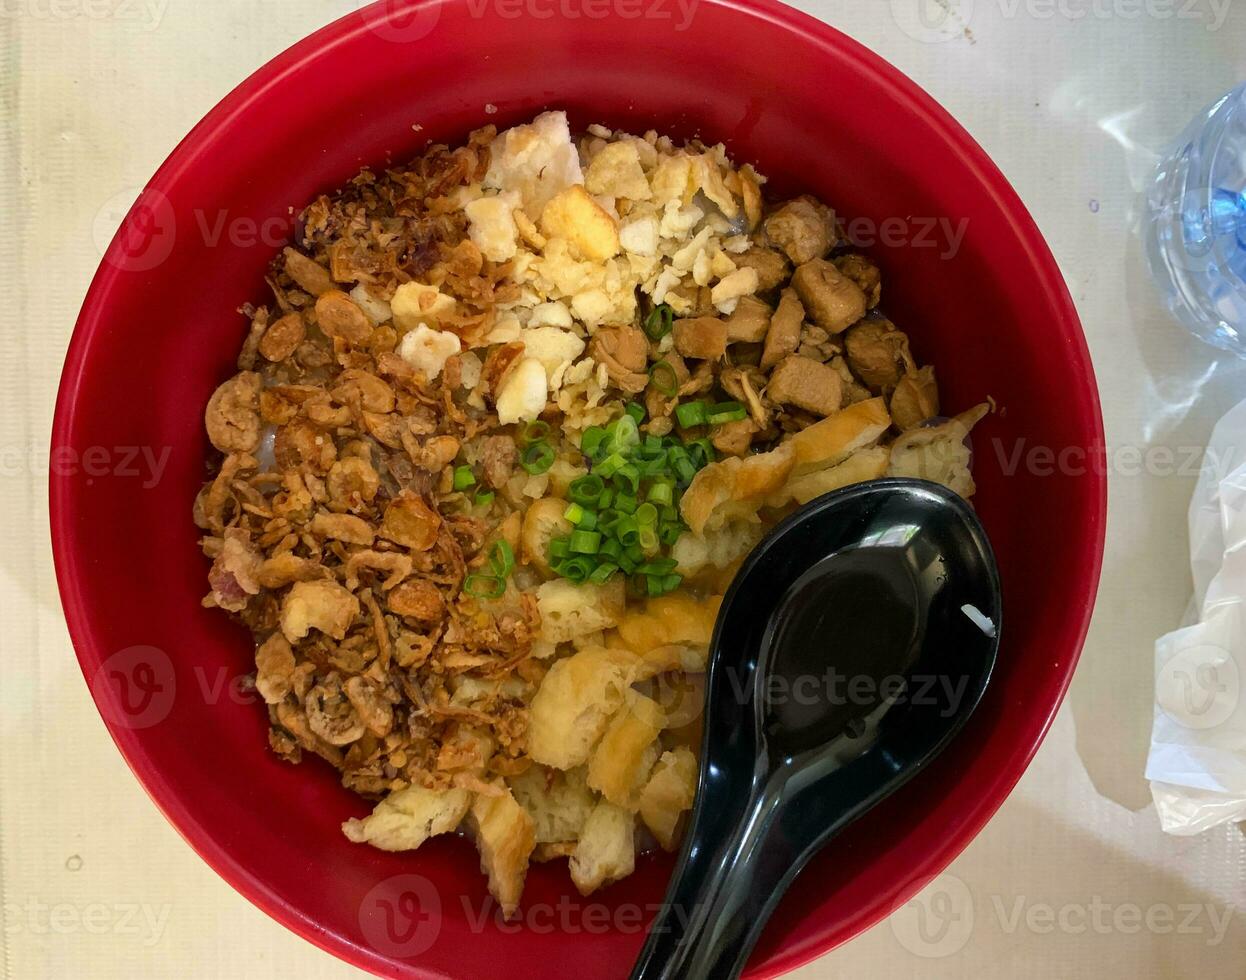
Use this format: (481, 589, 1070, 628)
(647, 481, 674, 507)
(639, 525, 659, 552)
(649, 360, 678, 397)
(659, 522, 684, 546)
(452, 466, 476, 491)
(625, 543, 646, 564)
(569, 530, 602, 554)
(609, 415, 641, 452)
(625, 402, 646, 426)
(518, 420, 551, 446)
(580, 426, 608, 460)
(600, 538, 623, 561)
(464, 573, 505, 599)
(596, 451, 627, 478)
(521, 441, 555, 474)
(474, 490, 495, 508)
(646, 574, 665, 596)
(635, 502, 658, 527)
(577, 509, 598, 531)
(569, 474, 605, 506)
(707, 401, 748, 425)
(637, 558, 679, 575)
(673, 456, 697, 485)
(644, 303, 675, 340)
(675, 400, 708, 428)
(688, 438, 716, 467)
(489, 540, 515, 578)
(614, 464, 640, 494)
(619, 554, 639, 575)
(615, 492, 638, 515)
(617, 518, 640, 547)
(549, 537, 571, 560)
(564, 502, 585, 525)
(661, 573, 683, 593)
(596, 488, 614, 510)
(589, 563, 618, 584)
(556, 557, 594, 582)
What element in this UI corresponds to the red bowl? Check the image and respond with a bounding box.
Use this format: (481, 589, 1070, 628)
(51, 0, 1105, 976)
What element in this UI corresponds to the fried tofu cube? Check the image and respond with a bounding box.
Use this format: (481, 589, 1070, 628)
(535, 577, 626, 644)
(508, 766, 597, 844)
(887, 404, 990, 499)
(570, 801, 635, 895)
(587, 692, 665, 809)
(585, 141, 651, 201)
(768, 445, 892, 507)
(539, 185, 620, 261)
(638, 748, 698, 851)
(679, 443, 795, 535)
(527, 646, 638, 769)
(766, 355, 844, 417)
(341, 784, 471, 851)
(789, 396, 891, 476)
(791, 258, 867, 334)
(469, 785, 536, 918)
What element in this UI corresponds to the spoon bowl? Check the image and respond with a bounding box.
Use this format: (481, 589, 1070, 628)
(631, 478, 1001, 980)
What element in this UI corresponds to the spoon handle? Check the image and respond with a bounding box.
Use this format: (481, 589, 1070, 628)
(629, 779, 798, 980)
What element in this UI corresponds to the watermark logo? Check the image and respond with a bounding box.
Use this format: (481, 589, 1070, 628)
(890, 873, 976, 957)
(890, 0, 975, 43)
(94, 186, 176, 274)
(358, 0, 443, 42)
(359, 874, 443, 957)
(1157, 642, 1240, 730)
(90, 645, 176, 730)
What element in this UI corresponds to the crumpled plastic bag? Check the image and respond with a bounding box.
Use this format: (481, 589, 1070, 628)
(1147, 397, 1246, 834)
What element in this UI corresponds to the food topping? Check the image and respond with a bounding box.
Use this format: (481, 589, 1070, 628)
(195, 110, 988, 915)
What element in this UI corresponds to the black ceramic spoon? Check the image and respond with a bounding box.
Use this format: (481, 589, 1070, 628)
(629, 478, 1001, 980)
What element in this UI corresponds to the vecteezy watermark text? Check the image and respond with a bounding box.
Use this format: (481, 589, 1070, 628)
(3, 899, 171, 947)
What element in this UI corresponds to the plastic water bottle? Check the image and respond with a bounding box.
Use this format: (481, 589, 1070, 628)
(1145, 83, 1246, 356)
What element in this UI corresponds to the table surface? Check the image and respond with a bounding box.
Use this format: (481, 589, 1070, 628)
(4, 1, 1246, 976)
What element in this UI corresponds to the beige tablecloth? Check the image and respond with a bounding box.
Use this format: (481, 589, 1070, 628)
(4, 1, 1245, 976)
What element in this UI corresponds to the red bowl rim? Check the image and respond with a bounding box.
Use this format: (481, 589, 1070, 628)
(50, 0, 1107, 976)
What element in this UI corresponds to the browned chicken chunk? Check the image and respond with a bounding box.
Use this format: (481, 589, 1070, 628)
(479, 434, 518, 488)
(844, 319, 911, 389)
(791, 258, 867, 334)
(834, 253, 881, 308)
(710, 419, 758, 457)
(589, 325, 650, 392)
(760, 289, 804, 371)
(725, 296, 771, 343)
(731, 247, 791, 292)
(672, 316, 728, 361)
(766, 355, 844, 417)
(763, 196, 838, 265)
